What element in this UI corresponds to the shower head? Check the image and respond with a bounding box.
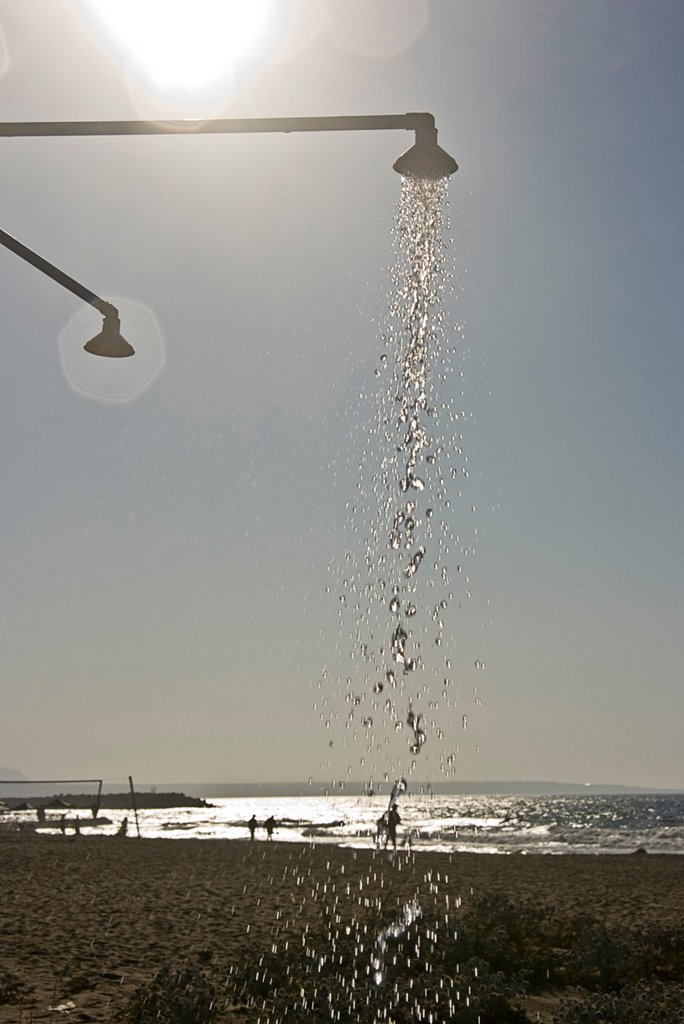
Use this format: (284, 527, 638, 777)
(83, 312, 135, 357)
(393, 119, 458, 179)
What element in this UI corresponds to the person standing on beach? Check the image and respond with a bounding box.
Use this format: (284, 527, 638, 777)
(386, 803, 401, 851)
(264, 815, 276, 840)
(248, 815, 257, 840)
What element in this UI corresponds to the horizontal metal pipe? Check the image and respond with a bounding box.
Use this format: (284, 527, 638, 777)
(0, 112, 436, 138)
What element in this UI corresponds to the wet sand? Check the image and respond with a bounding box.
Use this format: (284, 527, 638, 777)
(1, 832, 682, 1022)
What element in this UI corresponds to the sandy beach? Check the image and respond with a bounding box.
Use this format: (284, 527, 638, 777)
(1, 833, 682, 1022)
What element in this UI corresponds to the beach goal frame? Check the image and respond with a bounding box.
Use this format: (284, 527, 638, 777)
(0, 778, 103, 808)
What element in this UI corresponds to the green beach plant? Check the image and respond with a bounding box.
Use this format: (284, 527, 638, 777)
(117, 965, 217, 1024)
(553, 981, 684, 1024)
(111, 899, 684, 1024)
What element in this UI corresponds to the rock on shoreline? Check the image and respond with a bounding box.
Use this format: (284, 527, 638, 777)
(1, 791, 211, 810)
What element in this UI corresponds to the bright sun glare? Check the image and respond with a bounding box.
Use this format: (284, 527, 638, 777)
(88, 0, 270, 93)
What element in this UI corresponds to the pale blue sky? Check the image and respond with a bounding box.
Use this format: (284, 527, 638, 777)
(0, 1, 682, 788)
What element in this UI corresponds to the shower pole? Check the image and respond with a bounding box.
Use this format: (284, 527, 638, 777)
(0, 111, 457, 177)
(0, 112, 457, 355)
(0, 110, 437, 141)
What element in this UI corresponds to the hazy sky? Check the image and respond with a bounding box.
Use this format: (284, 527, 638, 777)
(1, 1, 682, 789)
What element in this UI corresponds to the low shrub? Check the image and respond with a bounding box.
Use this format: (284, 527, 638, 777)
(553, 981, 684, 1024)
(117, 965, 217, 1024)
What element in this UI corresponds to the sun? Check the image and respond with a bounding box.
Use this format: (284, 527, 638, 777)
(86, 0, 271, 94)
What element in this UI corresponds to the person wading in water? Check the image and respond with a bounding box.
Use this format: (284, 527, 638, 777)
(386, 803, 401, 851)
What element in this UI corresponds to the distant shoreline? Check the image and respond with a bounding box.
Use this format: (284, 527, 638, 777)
(131, 780, 684, 798)
(0, 792, 210, 810)
(2, 779, 682, 801)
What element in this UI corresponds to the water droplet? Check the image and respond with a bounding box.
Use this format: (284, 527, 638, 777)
(390, 596, 400, 614)
(373, 681, 384, 694)
(404, 546, 426, 578)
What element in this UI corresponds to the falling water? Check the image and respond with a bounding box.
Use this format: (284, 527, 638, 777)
(323, 175, 478, 793)
(268, 174, 485, 1024)
(204, 176, 497, 1024)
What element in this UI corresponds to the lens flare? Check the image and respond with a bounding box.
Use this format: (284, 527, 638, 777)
(86, 0, 270, 94)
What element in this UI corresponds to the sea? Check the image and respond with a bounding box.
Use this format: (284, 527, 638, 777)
(4, 792, 683, 854)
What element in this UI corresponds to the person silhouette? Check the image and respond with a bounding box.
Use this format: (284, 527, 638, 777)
(386, 803, 401, 851)
(264, 815, 276, 841)
(248, 814, 257, 840)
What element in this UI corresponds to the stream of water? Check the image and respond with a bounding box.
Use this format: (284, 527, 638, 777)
(322, 175, 480, 802)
